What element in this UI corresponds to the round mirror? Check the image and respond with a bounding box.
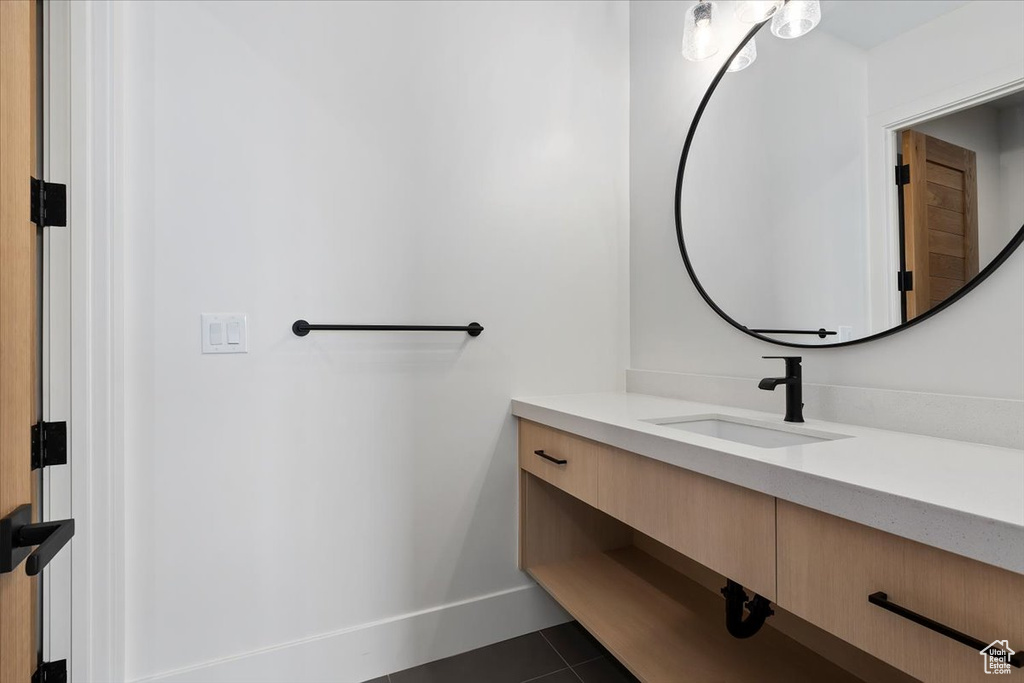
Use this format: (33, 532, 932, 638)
(676, 0, 1024, 347)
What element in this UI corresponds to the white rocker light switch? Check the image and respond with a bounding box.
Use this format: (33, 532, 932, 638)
(202, 314, 248, 354)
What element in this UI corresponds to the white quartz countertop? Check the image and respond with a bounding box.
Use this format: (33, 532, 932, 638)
(511, 392, 1024, 574)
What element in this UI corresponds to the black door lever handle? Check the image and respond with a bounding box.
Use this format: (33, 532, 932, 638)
(0, 504, 75, 576)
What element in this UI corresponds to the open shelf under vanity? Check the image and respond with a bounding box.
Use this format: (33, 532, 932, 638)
(527, 544, 865, 683)
(520, 469, 869, 682)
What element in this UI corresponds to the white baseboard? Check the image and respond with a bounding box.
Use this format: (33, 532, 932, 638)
(627, 368, 1024, 449)
(133, 584, 569, 683)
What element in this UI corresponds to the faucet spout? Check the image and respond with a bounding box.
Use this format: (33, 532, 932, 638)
(758, 377, 787, 391)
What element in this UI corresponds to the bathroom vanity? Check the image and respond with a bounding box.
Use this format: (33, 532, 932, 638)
(514, 393, 1023, 683)
(514, 2, 1024, 678)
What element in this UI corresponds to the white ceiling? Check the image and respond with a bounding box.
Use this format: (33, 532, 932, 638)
(818, 1, 971, 50)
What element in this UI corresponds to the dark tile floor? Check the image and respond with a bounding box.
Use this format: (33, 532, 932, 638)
(364, 621, 638, 683)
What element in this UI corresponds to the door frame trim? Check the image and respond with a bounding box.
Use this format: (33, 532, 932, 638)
(63, 1, 128, 680)
(42, 0, 73, 669)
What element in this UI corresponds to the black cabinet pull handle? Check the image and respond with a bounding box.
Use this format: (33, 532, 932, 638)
(0, 504, 75, 576)
(868, 592, 1021, 668)
(534, 449, 567, 465)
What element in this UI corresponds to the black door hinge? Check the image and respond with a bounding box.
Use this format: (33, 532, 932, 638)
(897, 270, 914, 292)
(33, 660, 67, 683)
(31, 421, 67, 471)
(895, 164, 910, 186)
(30, 178, 67, 228)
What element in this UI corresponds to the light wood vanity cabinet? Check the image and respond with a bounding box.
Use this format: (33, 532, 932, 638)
(517, 420, 860, 682)
(598, 446, 776, 599)
(518, 419, 603, 507)
(517, 418, 1022, 682)
(519, 420, 776, 598)
(518, 421, 861, 683)
(777, 500, 1024, 683)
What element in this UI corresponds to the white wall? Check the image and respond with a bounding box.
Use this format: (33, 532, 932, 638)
(631, 0, 1024, 399)
(120, 1, 629, 680)
(999, 103, 1024, 246)
(680, 29, 869, 337)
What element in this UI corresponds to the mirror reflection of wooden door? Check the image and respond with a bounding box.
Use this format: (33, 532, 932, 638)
(901, 130, 980, 320)
(1, 0, 38, 679)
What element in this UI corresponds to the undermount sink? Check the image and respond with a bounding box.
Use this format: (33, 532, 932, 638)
(642, 414, 849, 449)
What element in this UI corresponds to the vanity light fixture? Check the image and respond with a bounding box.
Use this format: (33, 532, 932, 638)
(683, 0, 820, 71)
(727, 38, 757, 72)
(770, 0, 821, 39)
(734, 0, 784, 24)
(682, 1, 719, 62)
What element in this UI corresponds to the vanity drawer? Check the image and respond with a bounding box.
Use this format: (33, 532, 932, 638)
(598, 447, 777, 600)
(777, 501, 1024, 683)
(518, 420, 603, 507)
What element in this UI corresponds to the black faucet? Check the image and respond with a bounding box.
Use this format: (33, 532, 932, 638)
(759, 356, 804, 423)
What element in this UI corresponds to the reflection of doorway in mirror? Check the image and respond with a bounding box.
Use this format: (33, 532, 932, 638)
(899, 131, 979, 320)
(894, 88, 1024, 322)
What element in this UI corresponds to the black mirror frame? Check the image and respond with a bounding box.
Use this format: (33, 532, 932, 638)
(674, 20, 1024, 349)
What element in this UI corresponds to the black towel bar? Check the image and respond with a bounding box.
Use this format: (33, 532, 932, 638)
(748, 328, 837, 339)
(292, 320, 483, 337)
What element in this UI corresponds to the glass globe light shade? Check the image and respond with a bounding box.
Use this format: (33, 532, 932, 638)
(682, 2, 719, 62)
(727, 38, 757, 72)
(771, 0, 821, 39)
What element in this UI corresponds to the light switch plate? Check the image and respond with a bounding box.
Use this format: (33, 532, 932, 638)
(202, 314, 248, 354)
